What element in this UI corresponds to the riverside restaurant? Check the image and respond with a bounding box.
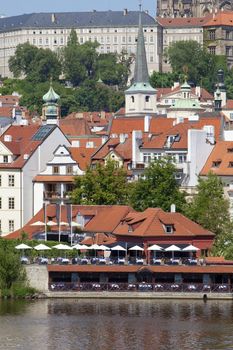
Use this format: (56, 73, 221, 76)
(8, 204, 233, 294)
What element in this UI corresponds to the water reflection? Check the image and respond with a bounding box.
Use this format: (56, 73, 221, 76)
(0, 299, 233, 349)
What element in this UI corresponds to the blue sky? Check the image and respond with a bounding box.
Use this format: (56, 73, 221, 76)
(1, 0, 155, 17)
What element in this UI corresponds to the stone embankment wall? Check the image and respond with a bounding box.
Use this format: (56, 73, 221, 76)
(25, 265, 49, 292)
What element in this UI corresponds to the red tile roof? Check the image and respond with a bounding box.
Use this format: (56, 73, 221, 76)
(92, 137, 132, 161)
(203, 11, 233, 27)
(6, 204, 133, 239)
(0, 125, 41, 169)
(157, 87, 214, 102)
(81, 233, 116, 245)
(113, 208, 214, 238)
(0, 95, 19, 106)
(157, 16, 210, 28)
(33, 175, 74, 183)
(69, 147, 95, 171)
(0, 107, 13, 117)
(200, 141, 233, 176)
(223, 100, 233, 109)
(59, 118, 92, 137)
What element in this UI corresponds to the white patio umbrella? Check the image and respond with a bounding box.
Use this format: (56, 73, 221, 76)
(165, 244, 181, 260)
(34, 243, 51, 251)
(99, 245, 111, 250)
(53, 243, 72, 258)
(182, 244, 200, 252)
(30, 221, 45, 226)
(15, 243, 32, 257)
(47, 220, 57, 226)
(60, 221, 69, 226)
(129, 245, 144, 259)
(111, 245, 126, 260)
(71, 221, 82, 227)
(53, 243, 72, 250)
(72, 244, 85, 250)
(147, 244, 163, 259)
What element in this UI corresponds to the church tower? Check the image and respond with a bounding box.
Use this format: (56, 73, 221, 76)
(42, 82, 60, 125)
(125, 6, 157, 117)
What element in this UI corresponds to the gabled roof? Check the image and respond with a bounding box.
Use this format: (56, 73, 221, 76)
(113, 208, 214, 238)
(69, 147, 95, 171)
(200, 141, 233, 176)
(0, 95, 19, 106)
(157, 86, 214, 102)
(92, 137, 132, 161)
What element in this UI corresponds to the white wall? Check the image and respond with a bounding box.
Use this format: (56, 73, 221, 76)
(22, 128, 70, 225)
(186, 129, 214, 188)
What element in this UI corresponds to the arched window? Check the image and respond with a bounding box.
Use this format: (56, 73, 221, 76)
(131, 96, 135, 103)
(145, 96, 150, 102)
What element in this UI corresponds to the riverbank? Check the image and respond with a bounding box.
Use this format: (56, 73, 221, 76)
(44, 291, 233, 300)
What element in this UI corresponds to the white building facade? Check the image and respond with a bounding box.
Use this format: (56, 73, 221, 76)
(0, 10, 162, 78)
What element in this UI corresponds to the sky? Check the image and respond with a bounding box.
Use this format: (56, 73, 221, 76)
(1, 0, 155, 17)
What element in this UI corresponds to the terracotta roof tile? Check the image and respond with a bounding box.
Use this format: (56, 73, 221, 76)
(201, 141, 233, 176)
(69, 147, 95, 171)
(203, 11, 233, 27)
(157, 15, 211, 27)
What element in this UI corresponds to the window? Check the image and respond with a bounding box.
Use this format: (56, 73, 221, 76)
(8, 175, 15, 187)
(212, 160, 221, 167)
(226, 46, 231, 56)
(66, 165, 73, 175)
(9, 220, 14, 232)
(3, 155, 8, 163)
(209, 46, 216, 55)
(230, 113, 233, 120)
(226, 30, 230, 40)
(229, 162, 233, 168)
(8, 197, 15, 209)
(53, 166, 59, 174)
(143, 153, 151, 163)
(208, 30, 215, 40)
(227, 148, 233, 153)
(165, 225, 173, 234)
(145, 96, 150, 102)
(131, 96, 135, 103)
(0, 197, 1, 209)
(178, 154, 187, 163)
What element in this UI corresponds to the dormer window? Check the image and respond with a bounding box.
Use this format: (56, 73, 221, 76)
(212, 160, 221, 167)
(3, 155, 8, 163)
(227, 148, 233, 153)
(128, 225, 133, 233)
(165, 225, 173, 234)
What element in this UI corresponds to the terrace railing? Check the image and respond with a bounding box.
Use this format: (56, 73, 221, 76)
(49, 282, 233, 293)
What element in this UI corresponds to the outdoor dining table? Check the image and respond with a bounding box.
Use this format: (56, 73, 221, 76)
(170, 259, 180, 265)
(20, 256, 29, 264)
(153, 259, 162, 265)
(98, 258, 106, 264)
(188, 259, 198, 265)
(187, 284, 197, 291)
(136, 258, 144, 265)
(39, 257, 48, 265)
(117, 258, 125, 264)
(139, 283, 152, 291)
(81, 258, 89, 264)
(61, 258, 69, 264)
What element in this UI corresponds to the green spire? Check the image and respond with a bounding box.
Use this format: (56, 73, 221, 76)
(43, 81, 60, 103)
(134, 6, 149, 84)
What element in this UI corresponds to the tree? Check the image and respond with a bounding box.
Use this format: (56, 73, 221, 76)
(71, 160, 130, 205)
(165, 41, 213, 84)
(9, 43, 61, 82)
(129, 159, 186, 212)
(150, 71, 179, 88)
(185, 172, 232, 239)
(0, 244, 25, 289)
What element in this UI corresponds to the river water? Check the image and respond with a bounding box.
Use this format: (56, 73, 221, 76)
(0, 299, 233, 350)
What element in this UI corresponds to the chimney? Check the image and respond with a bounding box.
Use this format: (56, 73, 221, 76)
(170, 204, 176, 213)
(100, 111, 106, 119)
(144, 115, 152, 133)
(51, 13, 56, 23)
(119, 133, 126, 144)
(123, 8, 128, 16)
(195, 86, 201, 97)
